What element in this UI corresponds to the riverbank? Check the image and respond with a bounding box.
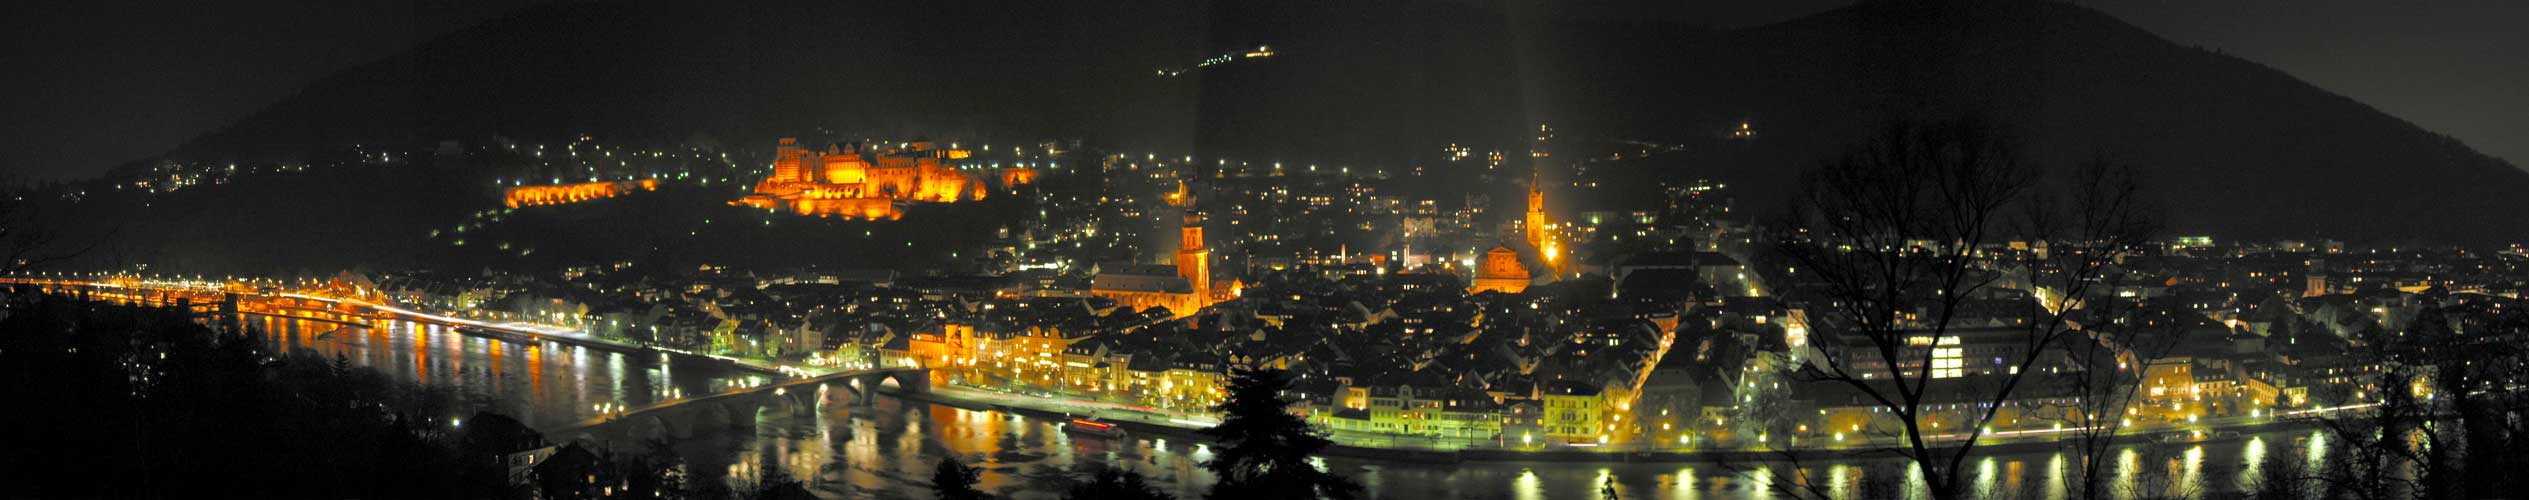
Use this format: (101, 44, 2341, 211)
(61, 272, 2331, 467)
(883, 384, 2334, 466)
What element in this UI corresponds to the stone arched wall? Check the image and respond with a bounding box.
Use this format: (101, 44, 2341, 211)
(633, 414, 673, 442)
(883, 369, 933, 394)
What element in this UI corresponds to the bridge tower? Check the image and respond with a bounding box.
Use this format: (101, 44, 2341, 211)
(221, 292, 242, 333)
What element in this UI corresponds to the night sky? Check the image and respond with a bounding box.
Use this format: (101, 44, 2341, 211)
(2, 0, 2521, 180)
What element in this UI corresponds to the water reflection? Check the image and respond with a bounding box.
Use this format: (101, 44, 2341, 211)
(251, 316, 765, 428)
(677, 396, 2348, 500)
(254, 314, 2345, 499)
(2239, 437, 2268, 493)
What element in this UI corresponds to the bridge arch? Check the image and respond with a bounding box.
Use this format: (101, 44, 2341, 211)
(836, 368, 931, 407)
(697, 401, 736, 431)
(716, 399, 764, 431)
(767, 387, 821, 416)
(631, 414, 673, 442)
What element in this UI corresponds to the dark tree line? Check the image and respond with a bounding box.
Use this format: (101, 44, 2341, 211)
(2258, 296, 2529, 500)
(0, 290, 761, 499)
(0, 291, 514, 498)
(528, 438, 709, 500)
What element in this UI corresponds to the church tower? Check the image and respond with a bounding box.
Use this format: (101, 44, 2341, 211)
(1177, 210, 1212, 303)
(1165, 179, 1192, 207)
(1525, 170, 1548, 249)
(1524, 169, 1563, 273)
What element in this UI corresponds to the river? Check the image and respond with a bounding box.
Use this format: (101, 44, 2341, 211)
(257, 316, 2331, 499)
(252, 315, 770, 428)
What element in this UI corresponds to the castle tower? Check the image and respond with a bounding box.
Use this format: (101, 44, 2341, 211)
(772, 138, 805, 183)
(823, 142, 868, 185)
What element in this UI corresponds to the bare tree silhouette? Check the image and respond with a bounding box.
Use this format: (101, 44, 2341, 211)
(1763, 118, 2156, 500)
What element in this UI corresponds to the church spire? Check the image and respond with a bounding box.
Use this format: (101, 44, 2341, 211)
(1525, 167, 1557, 273)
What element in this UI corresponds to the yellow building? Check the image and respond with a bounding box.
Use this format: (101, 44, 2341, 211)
(1317, 384, 1504, 440)
(1150, 362, 1229, 411)
(1540, 381, 1608, 443)
(1804, 376, 2085, 445)
(980, 324, 1095, 388)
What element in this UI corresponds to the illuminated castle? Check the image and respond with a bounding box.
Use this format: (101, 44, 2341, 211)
(734, 138, 1030, 219)
(506, 179, 658, 208)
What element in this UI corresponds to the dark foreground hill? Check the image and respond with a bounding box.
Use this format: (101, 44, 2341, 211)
(112, 0, 2529, 261)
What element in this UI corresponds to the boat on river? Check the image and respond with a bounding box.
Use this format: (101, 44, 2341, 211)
(455, 326, 540, 345)
(1064, 417, 1127, 438)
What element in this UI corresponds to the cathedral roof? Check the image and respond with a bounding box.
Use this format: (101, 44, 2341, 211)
(1092, 264, 1193, 294)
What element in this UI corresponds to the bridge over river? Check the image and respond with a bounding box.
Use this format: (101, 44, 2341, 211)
(3, 277, 661, 355)
(3, 277, 949, 437)
(558, 366, 930, 445)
